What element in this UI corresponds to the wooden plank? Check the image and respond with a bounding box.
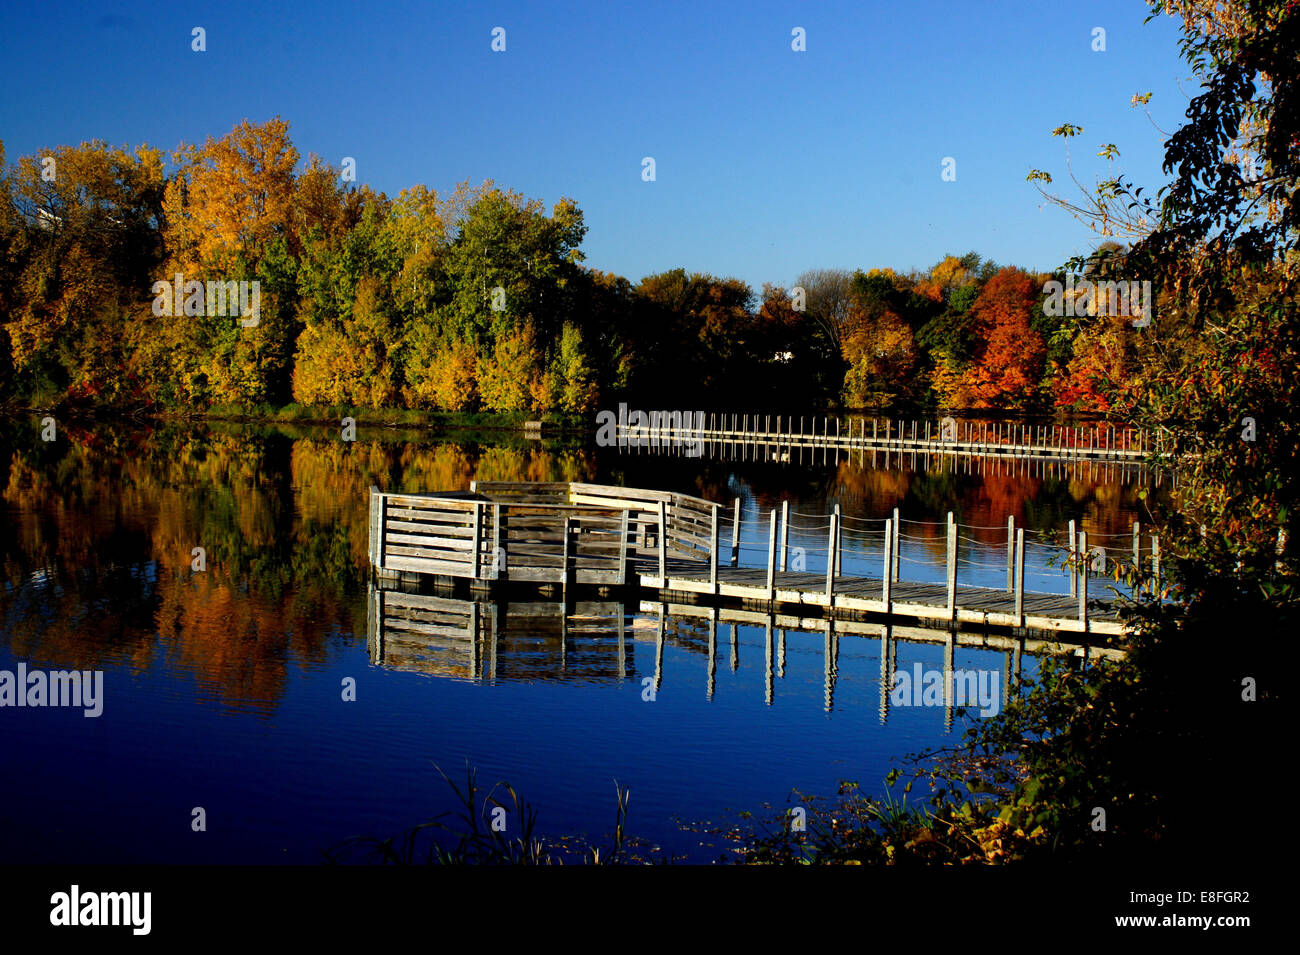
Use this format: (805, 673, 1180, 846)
(386, 535, 476, 553)
(506, 554, 567, 568)
(507, 566, 567, 582)
(386, 495, 477, 512)
(386, 544, 474, 562)
(385, 555, 478, 577)
(384, 531, 473, 547)
(386, 506, 476, 523)
(384, 519, 477, 536)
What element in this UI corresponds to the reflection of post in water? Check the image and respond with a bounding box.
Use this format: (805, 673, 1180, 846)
(824, 619, 839, 713)
(469, 602, 479, 675)
(944, 630, 956, 733)
(764, 615, 774, 706)
(367, 583, 383, 667)
(617, 611, 626, 682)
(484, 603, 498, 680)
(1003, 649, 1013, 706)
(707, 610, 717, 700)
(558, 601, 566, 672)
(654, 603, 665, 692)
(730, 623, 738, 672)
(879, 623, 893, 726)
(778, 628, 787, 678)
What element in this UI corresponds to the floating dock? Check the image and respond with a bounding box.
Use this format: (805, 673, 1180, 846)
(367, 481, 1134, 637)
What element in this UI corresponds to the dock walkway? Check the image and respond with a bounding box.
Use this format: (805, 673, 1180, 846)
(367, 482, 1147, 638)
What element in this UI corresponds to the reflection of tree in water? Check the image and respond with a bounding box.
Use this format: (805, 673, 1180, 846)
(0, 424, 596, 710)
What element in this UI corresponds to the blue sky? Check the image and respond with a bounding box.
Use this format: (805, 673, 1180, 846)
(0, 0, 1192, 291)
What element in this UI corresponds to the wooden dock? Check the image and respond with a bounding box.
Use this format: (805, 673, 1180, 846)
(633, 558, 1124, 636)
(608, 411, 1165, 462)
(367, 482, 1141, 638)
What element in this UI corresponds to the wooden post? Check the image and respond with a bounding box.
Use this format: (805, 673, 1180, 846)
(561, 516, 571, 595)
(825, 512, 838, 601)
(1077, 530, 1088, 626)
(946, 515, 958, 622)
(779, 499, 789, 572)
(492, 503, 502, 580)
(1014, 527, 1025, 625)
(618, 508, 629, 585)
(367, 486, 380, 573)
(1133, 521, 1141, 577)
(709, 504, 719, 591)
(1068, 518, 1077, 596)
(375, 491, 387, 573)
(731, 497, 741, 567)
(658, 500, 667, 580)
(833, 503, 842, 576)
(892, 506, 901, 581)
(766, 508, 778, 602)
(1006, 514, 1015, 592)
(882, 518, 893, 614)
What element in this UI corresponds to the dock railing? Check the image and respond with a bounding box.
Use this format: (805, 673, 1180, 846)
(369, 483, 1161, 632)
(370, 482, 717, 587)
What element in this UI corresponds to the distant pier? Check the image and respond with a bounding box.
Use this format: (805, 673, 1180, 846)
(607, 411, 1163, 462)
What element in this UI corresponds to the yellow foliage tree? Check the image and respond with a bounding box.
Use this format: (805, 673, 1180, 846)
(404, 335, 480, 411)
(169, 117, 299, 272)
(840, 307, 918, 406)
(478, 322, 545, 412)
(291, 275, 398, 407)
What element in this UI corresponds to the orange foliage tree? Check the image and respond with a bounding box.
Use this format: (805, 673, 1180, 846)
(933, 267, 1045, 409)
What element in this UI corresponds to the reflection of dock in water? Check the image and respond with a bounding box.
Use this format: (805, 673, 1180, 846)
(367, 583, 1121, 725)
(367, 587, 637, 682)
(646, 600, 1122, 725)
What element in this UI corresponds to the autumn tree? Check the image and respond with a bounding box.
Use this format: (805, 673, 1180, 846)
(291, 274, 400, 408)
(839, 269, 920, 407)
(932, 267, 1045, 409)
(3, 140, 164, 405)
(167, 117, 299, 272)
(477, 321, 547, 412)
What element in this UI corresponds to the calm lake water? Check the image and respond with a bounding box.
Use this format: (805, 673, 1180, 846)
(0, 419, 1160, 863)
